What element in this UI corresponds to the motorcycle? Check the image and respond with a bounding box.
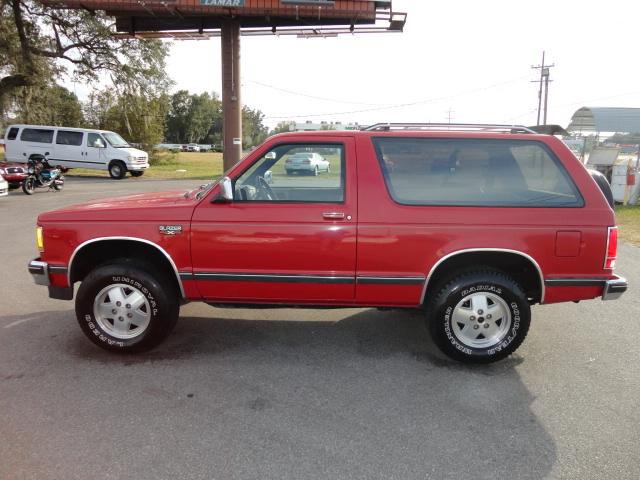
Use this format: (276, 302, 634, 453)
(22, 153, 65, 195)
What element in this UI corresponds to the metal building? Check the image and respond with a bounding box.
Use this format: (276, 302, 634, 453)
(567, 107, 640, 133)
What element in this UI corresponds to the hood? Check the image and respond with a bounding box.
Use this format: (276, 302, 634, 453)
(119, 147, 148, 157)
(38, 189, 197, 223)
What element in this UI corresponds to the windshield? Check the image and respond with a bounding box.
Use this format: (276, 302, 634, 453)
(103, 132, 131, 148)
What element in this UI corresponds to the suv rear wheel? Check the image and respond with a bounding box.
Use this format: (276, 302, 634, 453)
(75, 261, 179, 352)
(426, 270, 530, 363)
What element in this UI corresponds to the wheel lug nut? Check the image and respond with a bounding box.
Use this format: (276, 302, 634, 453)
(112, 309, 117, 314)
(127, 313, 133, 318)
(126, 304, 131, 309)
(484, 323, 490, 328)
(116, 301, 122, 307)
(473, 325, 479, 330)
(478, 309, 484, 315)
(486, 314, 492, 319)
(470, 316, 476, 321)
(118, 316, 124, 321)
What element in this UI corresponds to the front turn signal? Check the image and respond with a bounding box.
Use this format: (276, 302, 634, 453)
(36, 226, 44, 252)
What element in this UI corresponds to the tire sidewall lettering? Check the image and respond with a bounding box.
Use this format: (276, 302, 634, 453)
(82, 275, 158, 348)
(445, 283, 521, 358)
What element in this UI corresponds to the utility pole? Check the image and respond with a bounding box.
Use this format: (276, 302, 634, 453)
(447, 107, 454, 124)
(531, 51, 554, 125)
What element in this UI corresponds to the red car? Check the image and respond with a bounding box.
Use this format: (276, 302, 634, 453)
(27, 124, 627, 363)
(0, 161, 28, 189)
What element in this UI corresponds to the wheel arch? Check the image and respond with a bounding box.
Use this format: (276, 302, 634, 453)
(422, 248, 544, 305)
(68, 237, 185, 298)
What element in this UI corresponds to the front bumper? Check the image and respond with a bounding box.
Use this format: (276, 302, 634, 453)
(28, 259, 50, 286)
(28, 258, 74, 300)
(602, 275, 628, 301)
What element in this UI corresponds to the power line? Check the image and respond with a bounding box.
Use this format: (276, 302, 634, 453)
(264, 74, 531, 120)
(245, 79, 393, 107)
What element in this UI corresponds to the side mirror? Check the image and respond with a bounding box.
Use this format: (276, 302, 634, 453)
(264, 170, 273, 184)
(217, 176, 234, 202)
(265, 151, 277, 160)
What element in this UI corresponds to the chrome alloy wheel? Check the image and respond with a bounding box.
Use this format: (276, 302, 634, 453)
(93, 283, 151, 339)
(451, 292, 512, 348)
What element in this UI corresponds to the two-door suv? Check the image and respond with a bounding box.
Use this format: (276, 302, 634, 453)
(28, 124, 627, 363)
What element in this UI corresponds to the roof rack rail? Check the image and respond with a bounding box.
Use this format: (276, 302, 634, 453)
(362, 123, 537, 134)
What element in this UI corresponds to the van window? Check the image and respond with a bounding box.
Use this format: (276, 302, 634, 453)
(7, 127, 19, 140)
(87, 133, 106, 148)
(372, 138, 583, 208)
(21, 128, 54, 143)
(56, 130, 83, 146)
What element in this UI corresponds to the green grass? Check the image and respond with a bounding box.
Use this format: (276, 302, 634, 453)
(614, 205, 640, 246)
(66, 151, 224, 180)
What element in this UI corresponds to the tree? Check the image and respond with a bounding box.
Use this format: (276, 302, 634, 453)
(0, 0, 171, 103)
(165, 90, 222, 145)
(269, 121, 294, 136)
(5, 83, 84, 126)
(242, 106, 268, 148)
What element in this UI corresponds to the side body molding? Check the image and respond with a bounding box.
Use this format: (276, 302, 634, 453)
(420, 248, 545, 304)
(67, 236, 186, 298)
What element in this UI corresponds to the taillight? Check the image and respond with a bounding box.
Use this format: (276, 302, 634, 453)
(604, 226, 618, 269)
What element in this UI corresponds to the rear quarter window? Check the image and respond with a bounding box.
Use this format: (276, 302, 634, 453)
(6, 127, 19, 140)
(20, 128, 54, 144)
(372, 137, 583, 207)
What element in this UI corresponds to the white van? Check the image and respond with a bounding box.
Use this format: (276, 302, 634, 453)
(4, 125, 149, 179)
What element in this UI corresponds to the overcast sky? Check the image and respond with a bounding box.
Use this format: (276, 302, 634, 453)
(164, 0, 639, 130)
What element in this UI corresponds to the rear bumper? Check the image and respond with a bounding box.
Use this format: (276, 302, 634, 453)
(602, 275, 628, 301)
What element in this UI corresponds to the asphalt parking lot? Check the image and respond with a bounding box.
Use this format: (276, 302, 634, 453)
(1, 176, 639, 480)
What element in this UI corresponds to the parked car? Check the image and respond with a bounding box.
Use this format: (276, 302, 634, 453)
(284, 152, 331, 175)
(4, 125, 149, 179)
(27, 123, 626, 363)
(0, 176, 7, 196)
(186, 144, 201, 152)
(0, 161, 28, 189)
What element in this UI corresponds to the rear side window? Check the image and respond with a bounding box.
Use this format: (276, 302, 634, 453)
(6, 127, 19, 140)
(20, 128, 54, 143)
(372, 138, 583, 207)
(56, 130, 83, 146)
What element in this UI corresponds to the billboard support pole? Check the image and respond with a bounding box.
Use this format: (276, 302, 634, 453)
(221, 20, 242, 171)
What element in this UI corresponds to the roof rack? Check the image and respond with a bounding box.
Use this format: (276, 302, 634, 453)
(362, 123, 537, 134)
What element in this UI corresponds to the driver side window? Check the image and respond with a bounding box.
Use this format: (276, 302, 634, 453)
(234, 143, 344, 203)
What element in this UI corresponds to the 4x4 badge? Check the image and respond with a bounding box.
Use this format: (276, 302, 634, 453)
(159, 225, 183, 235)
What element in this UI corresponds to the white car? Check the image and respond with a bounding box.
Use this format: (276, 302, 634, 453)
(284, 152, 331, 176)
(186, 144, 200, 152)
(0, 177, 8, 197)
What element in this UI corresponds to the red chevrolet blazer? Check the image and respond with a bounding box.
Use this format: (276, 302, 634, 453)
(28, 124, 627, 363)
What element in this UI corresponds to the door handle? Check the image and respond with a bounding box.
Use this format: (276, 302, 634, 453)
(323, 212, 346, 220)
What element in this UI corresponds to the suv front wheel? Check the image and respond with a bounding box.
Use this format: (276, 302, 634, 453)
(75, 261, 179, 352)
(426, 270, 531, 363)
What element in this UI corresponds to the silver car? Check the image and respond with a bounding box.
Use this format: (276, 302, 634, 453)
(284, 152, 331, 176)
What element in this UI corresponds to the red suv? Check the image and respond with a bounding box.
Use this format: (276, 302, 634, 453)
(28, 124, 627, 363)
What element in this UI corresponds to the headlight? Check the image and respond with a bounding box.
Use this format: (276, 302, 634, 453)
(36, 226, 44, 252)
(28, 166, 35, 174)
(128, 155, 134, 162)
(0, 168, 5, 174)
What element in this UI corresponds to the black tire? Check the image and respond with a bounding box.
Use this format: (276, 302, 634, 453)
(22, 177, 35, 195)
(426, 270, 531, 363)
(75, 261, 179, 353)
(130, 171, 144, 178)
(108, 161, 126, 180)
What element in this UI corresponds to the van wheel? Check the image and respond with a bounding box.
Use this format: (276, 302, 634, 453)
(108, 161, 126, 180)
(75, 260, 179, 352)
(130, 171, 144, 178)
(425, 270, 531, 363)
